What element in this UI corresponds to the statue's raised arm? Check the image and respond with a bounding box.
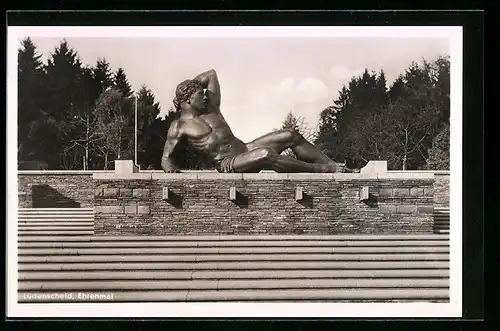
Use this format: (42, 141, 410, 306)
(193, 69, 221, 108)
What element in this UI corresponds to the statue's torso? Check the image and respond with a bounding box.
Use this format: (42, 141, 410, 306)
(181, 111, 247, 161)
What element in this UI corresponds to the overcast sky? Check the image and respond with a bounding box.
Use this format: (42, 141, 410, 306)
(25, 33, 449, 142)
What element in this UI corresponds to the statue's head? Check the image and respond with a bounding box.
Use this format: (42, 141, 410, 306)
(173, 79, 207, 111)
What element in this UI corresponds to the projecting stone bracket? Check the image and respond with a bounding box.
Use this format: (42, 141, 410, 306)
(229, 187, 237, 201)
(162, 186, 170, 201)
(359, 186, 378, 208)
(360, 186, 370, 201)
(161, 186, 183, 208)
(295, 186, 304, 201)
(228, 187, 249, 208)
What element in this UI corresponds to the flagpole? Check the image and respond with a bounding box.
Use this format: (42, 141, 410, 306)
(134, 94, 138, 167)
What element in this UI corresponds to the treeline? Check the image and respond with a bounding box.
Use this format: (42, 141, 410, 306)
(17, 38, 205, 170)
(281, 56, 450, 170)
(18, 37, 449, 171)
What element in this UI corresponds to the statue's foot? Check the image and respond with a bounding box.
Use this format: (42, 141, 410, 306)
(325, 162, 360, 173)
(318, 163, 360, 173)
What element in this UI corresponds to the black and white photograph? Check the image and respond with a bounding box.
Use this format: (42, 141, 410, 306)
(7, 24, 463, 318)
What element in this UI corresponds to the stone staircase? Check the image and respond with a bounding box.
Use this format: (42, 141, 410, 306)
(17, 208, 450, 303)
(433, 207, 450, 234)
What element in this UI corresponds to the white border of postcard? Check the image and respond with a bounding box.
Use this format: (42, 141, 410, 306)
(7, 26, 463, 318)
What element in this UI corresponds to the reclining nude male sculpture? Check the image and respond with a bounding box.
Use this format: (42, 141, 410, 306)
(161, 69, 359, 174)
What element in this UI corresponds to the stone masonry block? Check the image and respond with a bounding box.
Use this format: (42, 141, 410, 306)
(410, 188, 424, 196)
(95, 206, 124, 214)
(378, 188, 393, 197)
(379, 205, 396, 214)
(138, 205, 151, 214)
(423, 187, 434, 197)
(120, 188, 133, 197)
(417, 206, 434, 214)
(103, 188, 119, 197)
(94, 188, 104, 197)
(394, 188, 410, 197)
(133, 188, 150, 198)
(125, 205, 137, 214)
(397, 205, 418, 214)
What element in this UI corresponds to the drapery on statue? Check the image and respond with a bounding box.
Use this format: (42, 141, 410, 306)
(161, 69, 360, 173)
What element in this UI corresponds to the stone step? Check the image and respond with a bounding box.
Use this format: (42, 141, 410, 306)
(17, 253, 449, 263)
(18, 278, 450, 291)
(19, 269, 449, 281)
(17, 234, 450, 242)
(17, 246, 450, 256)
(17, 260, 450, 271)
(19, 208, 94, 212)
(18, 222, 95, 227)
(17, 226, 94, 231)
(17, 288, 450, 302)
(18, 216, 94, 221)
(18, 213, 94, 217)
(18, 231, 94, 236)
(16, 240, 449, 248)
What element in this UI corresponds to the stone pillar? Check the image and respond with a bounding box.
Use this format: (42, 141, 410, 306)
(115, 160, 139, 174)
(360, 160, 387, 175)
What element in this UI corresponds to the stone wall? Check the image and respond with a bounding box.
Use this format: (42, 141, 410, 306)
(18, 171, 97, 208)
(17, 164, 450, 236)
(93, 172, 436, 236)
(434, 172, 450, 209)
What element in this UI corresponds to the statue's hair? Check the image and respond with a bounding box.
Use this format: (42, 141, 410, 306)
(173, 79, 203, 111)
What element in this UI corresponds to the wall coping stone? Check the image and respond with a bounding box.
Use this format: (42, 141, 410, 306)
(18, 170, 112, 175)
(93, 173, 153, 180)
(17, 170, 449, 176)
(389, 170, 450, 175)
(92, 172, 435, 181)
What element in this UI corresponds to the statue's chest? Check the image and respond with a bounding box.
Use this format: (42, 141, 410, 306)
(183, 117, 217, 139)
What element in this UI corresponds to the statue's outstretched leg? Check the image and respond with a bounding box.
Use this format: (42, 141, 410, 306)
(245, 129, 359, 172)
(247, 129, 333, 164)
(223, 147, 342, 173)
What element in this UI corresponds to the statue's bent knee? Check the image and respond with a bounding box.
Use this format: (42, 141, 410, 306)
(256, 147, 276, 162)
(286, 129, 305, 144)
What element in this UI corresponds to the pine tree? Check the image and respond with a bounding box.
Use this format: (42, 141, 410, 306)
(374, 70, 389, 107)
(44, 39, 83, 120)
(62, 65, 102, 170)
(388, 75, 407, 102)
(315, 85, 349, 158)
(355, 56, 450, 170)
(42, 39, 86, 169)
(17, 37, 46, 167)
(113, 67, 132, 99)
(145, 115, 168, 170)
(135, 85, 162, 168)
(91, 58, 113, 99)
(335, 70, 383, 167)
(424, 123, 450, 170)
(315, 68, 392, 168)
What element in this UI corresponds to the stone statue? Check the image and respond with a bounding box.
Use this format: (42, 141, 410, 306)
(162, 69, 359, 173)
